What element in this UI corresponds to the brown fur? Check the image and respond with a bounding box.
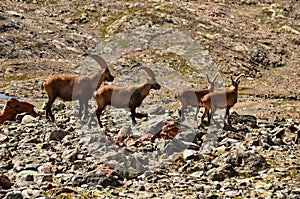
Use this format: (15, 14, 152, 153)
(0, 98, 39, 124)
(200, 74, 245, 125)
(177, 73, 218, 122)
(42, 55, 114, 120)
(88, 67, 160, 127)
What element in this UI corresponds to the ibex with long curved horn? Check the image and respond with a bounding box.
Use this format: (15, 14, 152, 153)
(200, 74, 245, 125)
(42, 55, 114, 121)
(176, 73, 219, 122)
(88, 67, 161, 127)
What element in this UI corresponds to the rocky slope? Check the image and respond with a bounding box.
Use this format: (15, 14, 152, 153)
(0, 103, 300, 198)
(0, 0, 300, 198)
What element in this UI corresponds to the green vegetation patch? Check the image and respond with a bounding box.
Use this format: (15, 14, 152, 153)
(155, 51, 206, 85)
(271, 101, 284, 107)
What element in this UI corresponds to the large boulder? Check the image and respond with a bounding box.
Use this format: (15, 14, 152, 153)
(0, 98, 39, 124)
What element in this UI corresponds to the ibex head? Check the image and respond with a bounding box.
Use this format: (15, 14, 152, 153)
(137, 67, 161, 90)
(231, 74, 245, 88)
(89, 54, 114, 83)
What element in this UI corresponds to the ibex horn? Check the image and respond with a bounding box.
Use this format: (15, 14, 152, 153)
(234, 74, 245, 82)
(206, 73, 219, 83)
(212, 73, 219, 83)
(89, 55, 108, 69)
(137, 67, 157, 81)
(205, 73, 210, 82)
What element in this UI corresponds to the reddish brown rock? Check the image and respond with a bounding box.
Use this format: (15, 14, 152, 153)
(0, 98, 39, 124)
(152, 119, 179, 141)
(0, 175, 12, 189)
(95, 164, 115, 175)
(115, 134, 136, 147)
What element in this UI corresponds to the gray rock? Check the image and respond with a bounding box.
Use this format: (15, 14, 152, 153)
(21, 115, 36, 124)
(118, 125, 132, 137)
(0, 134, 8, 142)
(213, 151, 269, 172)
(132, 116, 166, 137)
(175, 130, 196, 142)
(4, 192, 23, 199)
(207, 164, 237, 181)
(201, 143, 217, 154)
(16, 170, 53, 187)
(45, 130, 68, 141)
(145, 106, 166, 115)
(182, 149, 195, 160)
(15, 113, 29, 123)
(71, 172, 121, 188)
(164, 137, 188, 155)
(62, 148, 79, 162)
(21, 189, 41, 199)
(219, 137, 240, 146)
(51, 103, 65, 112)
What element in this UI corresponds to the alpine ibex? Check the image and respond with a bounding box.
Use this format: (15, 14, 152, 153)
(200, 74, 245, 125)
(88, 67, 161, 127)
(42, 55, 114, 121)
(177, 73, 218, 122)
